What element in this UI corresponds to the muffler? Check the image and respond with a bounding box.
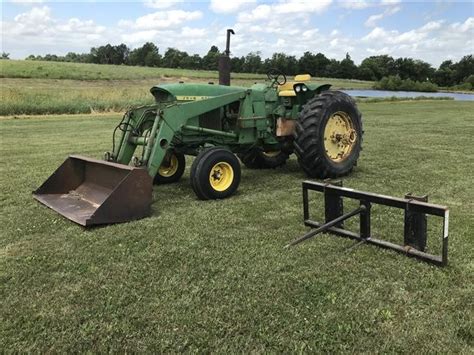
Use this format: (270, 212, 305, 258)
(33, 155, 152, 226)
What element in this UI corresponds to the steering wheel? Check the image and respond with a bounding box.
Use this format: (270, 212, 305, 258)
(267, 68, 287, 86)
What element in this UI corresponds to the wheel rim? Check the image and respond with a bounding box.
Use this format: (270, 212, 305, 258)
(158, 153, 179, 177)
(209, 162, 234, 192)
(323, 111, 357, 162)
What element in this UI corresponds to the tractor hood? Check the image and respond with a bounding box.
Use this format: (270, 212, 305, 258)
(150, 83, 247, 102)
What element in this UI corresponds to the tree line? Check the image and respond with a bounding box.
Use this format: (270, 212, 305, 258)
(23, 42, 474, 88)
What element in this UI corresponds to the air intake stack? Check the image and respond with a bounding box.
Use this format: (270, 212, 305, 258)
(218, 29, 234, 86)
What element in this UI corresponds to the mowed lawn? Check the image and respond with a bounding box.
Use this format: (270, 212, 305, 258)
(1, 101, 473, 352)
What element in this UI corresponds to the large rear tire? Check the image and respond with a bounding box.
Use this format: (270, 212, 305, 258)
(293, 91, 362, 178)
(238, 148, 289, 169)
(190, 147, 241, 200)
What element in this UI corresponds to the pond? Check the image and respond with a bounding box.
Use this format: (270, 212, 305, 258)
(342, 89, 474, 101)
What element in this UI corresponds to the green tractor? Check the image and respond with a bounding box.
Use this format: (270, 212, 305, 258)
(34, 34, 363, 226)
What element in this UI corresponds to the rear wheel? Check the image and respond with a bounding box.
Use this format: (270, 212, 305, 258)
(153, 150, 185, 184)
(293, 90, 363, 178)
(190, 147, 241, 200)
(238, 148, 289, 169)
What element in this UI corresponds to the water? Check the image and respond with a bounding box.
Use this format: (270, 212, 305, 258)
(342, 89, 474, 101)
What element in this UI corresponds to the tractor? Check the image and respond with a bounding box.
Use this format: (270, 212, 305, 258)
(34, 31, 363, 226)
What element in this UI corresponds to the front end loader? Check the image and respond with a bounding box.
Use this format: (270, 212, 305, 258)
(34, 31, 363, 226)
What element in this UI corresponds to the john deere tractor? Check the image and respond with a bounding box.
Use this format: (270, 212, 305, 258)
(34, 31, 363, 226)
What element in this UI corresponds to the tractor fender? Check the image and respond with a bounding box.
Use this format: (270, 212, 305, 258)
(314, 84, 331, 94)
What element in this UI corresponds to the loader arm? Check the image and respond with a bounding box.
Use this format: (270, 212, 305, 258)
(114, 89, 248, 178)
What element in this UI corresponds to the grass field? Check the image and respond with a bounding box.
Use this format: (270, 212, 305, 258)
(1, 101, 473, 352)
(0, 60, 373, 116)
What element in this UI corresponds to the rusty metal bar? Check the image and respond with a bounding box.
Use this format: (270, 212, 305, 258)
(285, 205, 365, 248)
(294, 181, 449, 266)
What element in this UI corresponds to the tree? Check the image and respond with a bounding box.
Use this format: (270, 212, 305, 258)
(230, 56, 245, 73)
(266, 53, 298, 75)
(162, 48, 188, 68)
(325, 59, 342, 78)
(89, 44, 130, 65)
(201, 45, 220, 70)
(394, 58, 434, 82)
(242, 52, 262, 73)
(1, 52, 10, 60)
(358, 55, 396, 81)
(181, 54, 202, 70)
(433, 60, 455, 86)
(298, 52, 330, 77)
(129, 42, 161, 67)
(452, 55, 474, 83)
(339, 53, 358, 79)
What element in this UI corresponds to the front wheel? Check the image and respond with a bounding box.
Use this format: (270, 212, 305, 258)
(190, 147, 241, 200)
(293, 91, 363, 178)
(153, 150, 186, 184)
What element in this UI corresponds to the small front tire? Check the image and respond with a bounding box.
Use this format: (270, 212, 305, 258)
(153, 150, 186, 184)
(190, 147, 241, 200)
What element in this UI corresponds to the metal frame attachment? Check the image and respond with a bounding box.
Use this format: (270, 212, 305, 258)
(286, 181, 449, 266)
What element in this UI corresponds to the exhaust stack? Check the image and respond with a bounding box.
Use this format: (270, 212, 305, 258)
(218, 28, 234, 86)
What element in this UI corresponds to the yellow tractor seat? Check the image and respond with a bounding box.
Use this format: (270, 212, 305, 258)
(278, 74, 312, 97)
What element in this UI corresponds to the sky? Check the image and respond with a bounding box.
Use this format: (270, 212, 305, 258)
(1, 0, 473, 67)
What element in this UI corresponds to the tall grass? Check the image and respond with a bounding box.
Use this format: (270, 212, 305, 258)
(1, 85, 154, 115)
(0, 60, 265, 81)
(0, 75, 374, 116)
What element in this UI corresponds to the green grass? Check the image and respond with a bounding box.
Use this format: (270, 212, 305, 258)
(1, 101, 473, 352)
(0, 60, 374, 116)
(0, 60, 266, 81)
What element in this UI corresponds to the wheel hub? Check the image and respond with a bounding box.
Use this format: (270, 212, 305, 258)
(209, 162, 234, 192)
(158, 153, 179, 177)
(324, 111, 357, 162)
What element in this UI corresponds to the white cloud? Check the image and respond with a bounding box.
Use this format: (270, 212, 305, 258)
(381, 0, 401, 5)
(143, 0, 183, 10)
(340, 0, 372, 10)
(209, 0, 256, 14)
(238, 0, 332, 22)
(121, 30, 158, 44)
(8, 0, 44, 3)
(122, 10, 202, 30)
(13, 5, 51, 27)
(340, 0, 400, 10)
(364, 5, 400, 27)
(2, 6, 109, 57)
(360, 17, 474, 65)
(451, 16, 474, 33)
(418, 20, 443, 32)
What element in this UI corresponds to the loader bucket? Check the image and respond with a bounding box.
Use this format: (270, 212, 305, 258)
(33, 155, 153, 226)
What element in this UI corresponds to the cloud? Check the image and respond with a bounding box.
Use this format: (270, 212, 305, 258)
(238, 0, 332, 22)
(1, 5, 108, 57)
(340, 0, 400, 10)
(143, 0, 182, 10)
(8, 0, 44, 3)
(360, 17, 473, 65)
(120, 10, 202, 30)
(209, 0, 256, 14)
(340, 0, 372, 10)
(365, 5, 400, 27)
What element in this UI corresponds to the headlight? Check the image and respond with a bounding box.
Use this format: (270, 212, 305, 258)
(295, 85, 302, 92)
(302, 86, 308, 92)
